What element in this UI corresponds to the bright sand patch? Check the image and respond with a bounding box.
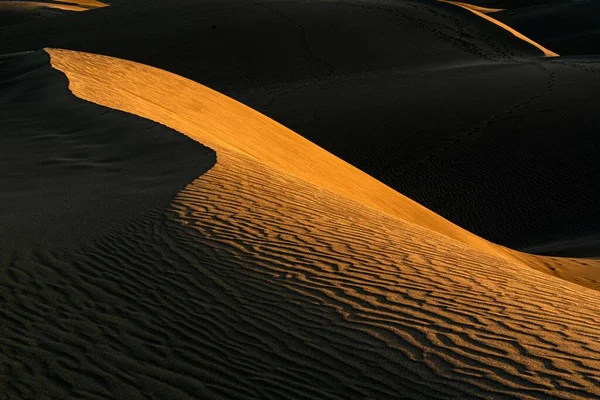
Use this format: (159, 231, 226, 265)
(46, 48, 509, 258)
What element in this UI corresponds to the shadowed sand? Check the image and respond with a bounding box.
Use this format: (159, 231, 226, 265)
(2, 0, 600, 396)
(3, 47, 599, 398)
(0, 51, 215, 252)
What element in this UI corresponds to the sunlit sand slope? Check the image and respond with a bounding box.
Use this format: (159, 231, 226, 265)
(0, 48, 590, 398)
(48, 49, 600, 287)
(6, 0, 593, 253)
(47, 48, 512, 260)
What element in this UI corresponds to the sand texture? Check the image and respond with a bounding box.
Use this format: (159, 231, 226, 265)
(0, 0, 105, 25)
(3, 47, 600, 398)
(2, 0, 600, 398)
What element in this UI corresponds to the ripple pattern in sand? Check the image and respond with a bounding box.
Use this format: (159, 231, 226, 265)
(5, 148, 600, 398)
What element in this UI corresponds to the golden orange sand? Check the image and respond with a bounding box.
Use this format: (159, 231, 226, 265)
(46, 48, 600, 292)
(46, 48, 508, 259)
(0, 48, 589, 397)
(440, 0, 559, 57)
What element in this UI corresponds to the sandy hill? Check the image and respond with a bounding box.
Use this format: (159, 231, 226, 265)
(1, 0, 598, 254)
(1, 46, 600, 399)
(2, 1, 600, 398)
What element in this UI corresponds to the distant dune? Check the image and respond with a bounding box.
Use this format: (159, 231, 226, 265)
(494, 0, 600, 56)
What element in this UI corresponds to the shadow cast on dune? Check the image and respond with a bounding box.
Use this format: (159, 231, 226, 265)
(4, 48, 600, 398)
(0, 50, 215, 253)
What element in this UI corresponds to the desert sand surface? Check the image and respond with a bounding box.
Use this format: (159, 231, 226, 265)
(2, 0, 597, 253)
(2, 0, 600, 398)
(1, 47, 600, 399)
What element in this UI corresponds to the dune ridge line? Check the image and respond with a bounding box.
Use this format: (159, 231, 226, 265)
(439, 0, 559, 57)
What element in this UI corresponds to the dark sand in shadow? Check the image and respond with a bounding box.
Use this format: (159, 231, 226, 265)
(0, 50, 215, 253)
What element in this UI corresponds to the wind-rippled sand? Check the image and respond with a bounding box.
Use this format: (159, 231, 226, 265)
(2, 48, 600, 399)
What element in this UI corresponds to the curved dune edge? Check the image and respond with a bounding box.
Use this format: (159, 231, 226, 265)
(44, 48, 600, 288)
(0, 50, 215, 251)
(46, 48, 600, 291)
(440, 1, 505, 14)
(440, 0, 559, 57)
(45, 49, 508, 256)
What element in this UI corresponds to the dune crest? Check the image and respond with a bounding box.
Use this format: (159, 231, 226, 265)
(47, 48, 600, 291)
(46, 48, 512, 258)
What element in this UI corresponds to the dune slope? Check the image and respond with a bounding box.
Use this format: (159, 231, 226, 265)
(4, 48, 600, 398)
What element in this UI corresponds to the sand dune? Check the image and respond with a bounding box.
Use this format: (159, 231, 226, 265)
(0, 1, 87, 11)
(2, 0, 600, 397)
(438, 1, 505, 14)
(3, 48, 600, 397)
(2, 0, 595, 253)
